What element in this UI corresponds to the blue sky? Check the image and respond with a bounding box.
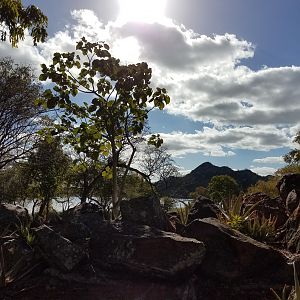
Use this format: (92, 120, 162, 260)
(4, 0, 300, 175)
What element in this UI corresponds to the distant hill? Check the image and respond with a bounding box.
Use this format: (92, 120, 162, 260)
(155, 162, 266, 198)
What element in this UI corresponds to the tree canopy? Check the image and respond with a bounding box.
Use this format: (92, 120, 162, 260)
(207, 175, 240, 203)
(0, 57, 42, 169)
(284, 131, 300, 165)
(0, 0, 48, 47)
(38, 37, 170, 217)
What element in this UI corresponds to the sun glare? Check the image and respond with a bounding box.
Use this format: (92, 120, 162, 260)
(118, 0, 167, 24)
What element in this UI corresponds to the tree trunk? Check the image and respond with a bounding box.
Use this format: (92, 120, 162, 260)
(111, 146, 119, 219)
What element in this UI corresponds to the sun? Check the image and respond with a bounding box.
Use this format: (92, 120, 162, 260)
(117, 0, 167, 24)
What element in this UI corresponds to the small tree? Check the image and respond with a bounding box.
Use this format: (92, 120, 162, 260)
(207, 175, 240, 204)
(284, 131, 300, 165)
(39, 37, 170, 217)
(27, 137, 70, 218)
(0, 57, 42, 169)
(0, 0, 47, 47)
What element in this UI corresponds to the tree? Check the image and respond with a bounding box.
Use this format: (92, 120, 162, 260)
(0, 0, 47, 47)
(38, 37, 170, 217)
(207, 175, 240, 204)
(0, 162, 30, 204)
(0, 57, 42, 169)
(27, 137, 70, 218)
(284, 131, 300, 165)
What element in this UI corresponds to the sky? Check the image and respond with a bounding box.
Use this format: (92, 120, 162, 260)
(2, 0, 300, 176)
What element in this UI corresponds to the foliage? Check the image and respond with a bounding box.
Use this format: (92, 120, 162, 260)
(219, 196, 256, 231)
(0, 0, 47, 47)
(276, 164, 300, 177)
(160, 196, 176, 212)
(284, 131, 300, 165)
(243, 215, 277, 242)
(218, 196, 276, 242)
(189, 186, 209, 199)
(175, 200, 193, 225)
(26, 137, 70, 218)
(122, 172, 152, 199)
(137, 145, 179, 186)
(0, 163, 30, 204)
(207, 175, 240, 204)
(0, 57, 42, 169)
(247, 178, 279, 198)
(271, 262, 300, 300)
(247, 164, 300, 198)
(38, 37, 170, 217)
(17, 222, 35, 246)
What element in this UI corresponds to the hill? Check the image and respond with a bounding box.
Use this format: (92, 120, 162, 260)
(155, 162, 266, 198)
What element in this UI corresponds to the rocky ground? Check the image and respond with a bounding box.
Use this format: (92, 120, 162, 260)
(0, 173, 299, 299)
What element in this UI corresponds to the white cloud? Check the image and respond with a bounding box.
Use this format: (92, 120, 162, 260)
(253, 156, 285, 164)
(159, 125, 291, 157)
(0, 9, 298, 160)
(250, 166, 276, 176)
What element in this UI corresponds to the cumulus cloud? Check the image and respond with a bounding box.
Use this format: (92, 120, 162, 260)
(250, 166, 276, 176)
(159, 125, 291, 157)
(0, 9, 298, 161)
(253, 156, 285, 164)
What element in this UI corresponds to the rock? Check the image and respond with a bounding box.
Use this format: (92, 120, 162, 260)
(0, 203, 30, 231)
(63, 202, 104, 234)
(33, 225, 86, 272)
(242, 193, 287, 228)
(187, 196, 221, 224)
(90, 221, 205, 279)
(276, 173, 300, 201)
(185, 218, 291, 282)
(120, 196, 168, 230)
(282, 203, 300, 253)
(286, 189, 300, 215)
(1, 238, 34, 273)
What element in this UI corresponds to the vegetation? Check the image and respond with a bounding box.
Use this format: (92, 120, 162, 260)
(284, 131, 300, 165)
(247, 164, 300, 198)
(207, 175, 240, 204)
(0, 57, 42, 169)
(0, 0, 47, 47)
(38, 37, 170, 217)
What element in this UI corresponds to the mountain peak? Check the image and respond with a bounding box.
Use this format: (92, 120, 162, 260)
(155, 162, 265, 198)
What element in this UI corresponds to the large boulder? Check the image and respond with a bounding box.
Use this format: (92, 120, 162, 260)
(281, 203, 300, 253)
(187, 196, 221, 224)
(0, 203, 30, 231)
(185, 218, 291, 283)
(90, 221, 205, 279)
(34, 225, 86, 272)
(242, 193, 287, 228)
(120, 196, 167, 230)
(286, 189, 300, 215)
(276, 173, 300, 201)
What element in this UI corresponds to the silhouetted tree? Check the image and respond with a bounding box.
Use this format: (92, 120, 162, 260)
(0, 58, 42, 169)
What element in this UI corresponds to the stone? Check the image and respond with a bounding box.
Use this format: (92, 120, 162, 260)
(90, 221, 205, 279)
(286, 189, 300, 215)
(185, 218, 291, 282)
(120, 196, 167, 230)
(63, 202, 104, 234)
(33, 225, 86, 272)
(276, 173, 300, 201)
(187, 196, 221, 224)
(1, 238, 34, 273)
(242, 193, 287, 228)
(0, 203, 30, 231)
(282, 204, 300, 253)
